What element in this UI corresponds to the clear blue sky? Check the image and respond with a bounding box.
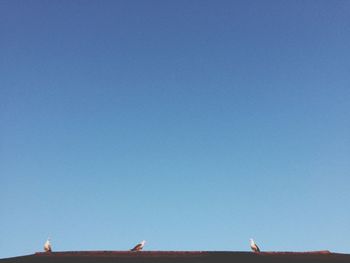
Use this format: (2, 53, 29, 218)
(1, 0, 349, 258)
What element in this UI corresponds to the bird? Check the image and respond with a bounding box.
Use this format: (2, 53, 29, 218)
(130, 240, 146, 251)
(250, 238, 260, 253)
(44, 238, 52, 252)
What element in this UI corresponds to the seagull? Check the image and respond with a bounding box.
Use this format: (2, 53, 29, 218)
(130, 240, 146, 251)
(250, 238, 260, 253)
(44, 238, 52, 252)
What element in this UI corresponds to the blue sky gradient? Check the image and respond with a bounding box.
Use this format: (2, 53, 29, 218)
(1, 0, 350, 258)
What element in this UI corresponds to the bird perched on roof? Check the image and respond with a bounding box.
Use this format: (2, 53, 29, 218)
(44, 238, 52, 252)
(130, 240, 146, 251)
(250, 238, 260, 253)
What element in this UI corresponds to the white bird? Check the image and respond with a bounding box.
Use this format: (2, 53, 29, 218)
(250, 238, 260, 253)
(44, 238, 52, 252)
(130, 240, 146, 251)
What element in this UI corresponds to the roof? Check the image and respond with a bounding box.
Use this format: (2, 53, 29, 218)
(1, 251, 350, 263)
